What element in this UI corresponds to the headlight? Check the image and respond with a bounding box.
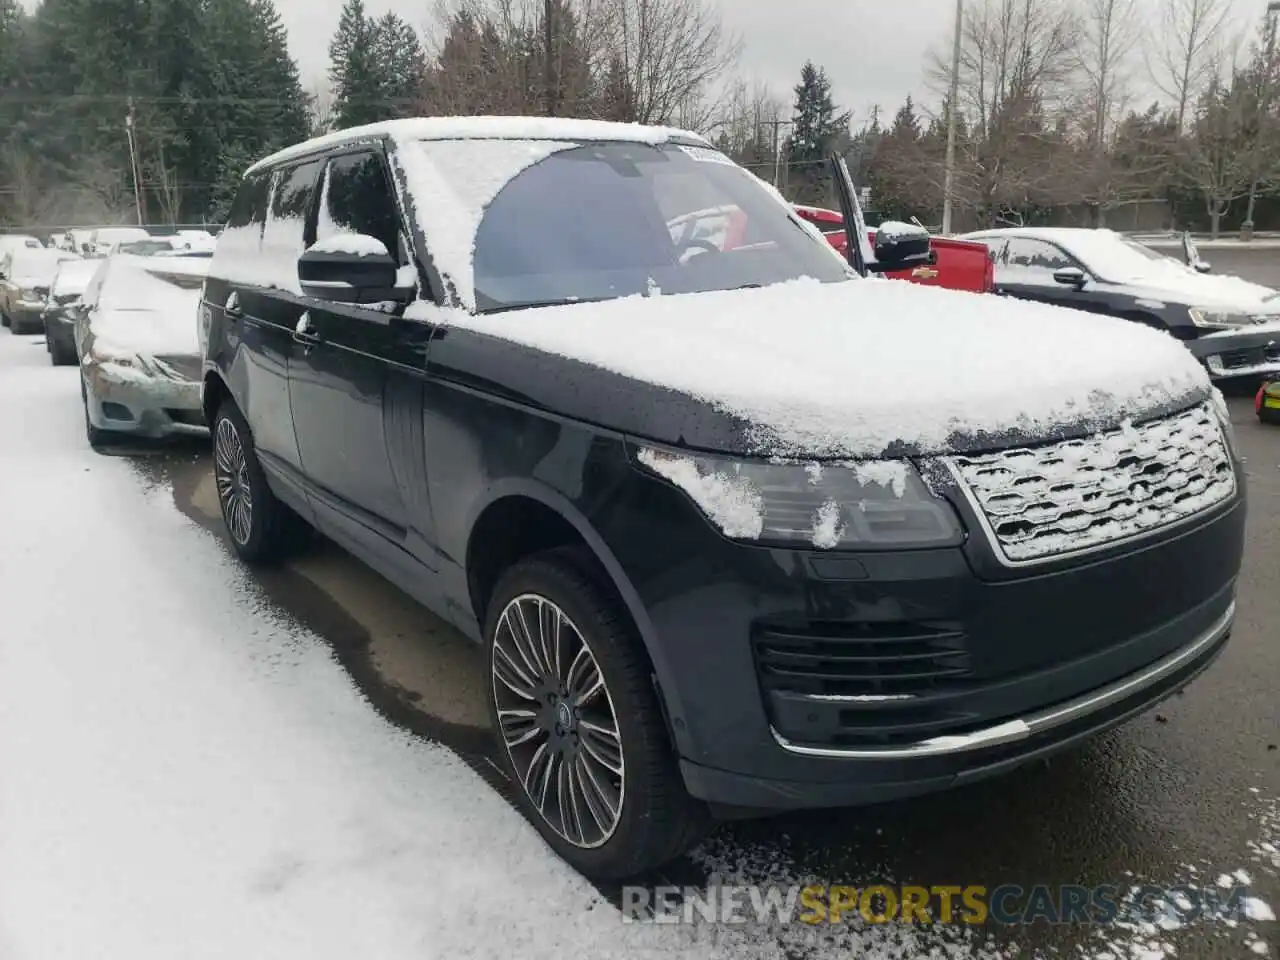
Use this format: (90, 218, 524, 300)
(1189, 306, 1254, 328)
(633, 445, 965, 549)
(19, 288, 39, 301)
(1209, 387, 1237, 454)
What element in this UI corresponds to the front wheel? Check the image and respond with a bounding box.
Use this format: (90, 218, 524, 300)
(49, 336, 75, 366)
(211, 400, 310, 563)
(485, 549, 707, 880)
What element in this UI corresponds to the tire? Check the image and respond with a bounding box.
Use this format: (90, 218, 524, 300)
(9, 314, 32, 335)
(485, 548, 707, 880)
(210, 398, 311, 563)
(49, 336, 75, 367)
(1, 310, 9, 329)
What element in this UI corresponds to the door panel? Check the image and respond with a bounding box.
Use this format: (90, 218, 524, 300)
(289, 147, 438, 549)
(290, 302, 408, 533)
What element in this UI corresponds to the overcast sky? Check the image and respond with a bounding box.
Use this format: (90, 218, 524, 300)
(278, 0, 958, 122)
(274, 0, 1274, 124)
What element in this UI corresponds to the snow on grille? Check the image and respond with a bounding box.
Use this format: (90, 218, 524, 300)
(946, 402, 1235, 564)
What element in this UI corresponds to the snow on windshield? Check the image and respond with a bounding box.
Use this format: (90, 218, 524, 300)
(413, 275, 1209, 458)
(1067, 231, 1276, 303)
(90, 256, 207, 357)
(51, 259, 102, 295)
(391, 138, 576, 309)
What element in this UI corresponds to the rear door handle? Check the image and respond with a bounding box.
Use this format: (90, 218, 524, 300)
(293, 312, 320, 345)
(224, 291, 242, 319)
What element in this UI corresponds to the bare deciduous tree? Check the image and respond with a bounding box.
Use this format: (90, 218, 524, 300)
(925, 0, 1079, 218)
(1180, 64, 1254, 236)
(1076, 0, 1139, 144)
(1147, 0, 1231, 131)
(600, 0, 740, 125)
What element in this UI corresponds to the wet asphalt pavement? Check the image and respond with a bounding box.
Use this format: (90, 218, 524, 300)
(80, 249, 1280, 957)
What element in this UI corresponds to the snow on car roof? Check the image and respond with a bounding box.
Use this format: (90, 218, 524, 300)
(244, 116, 710, 177)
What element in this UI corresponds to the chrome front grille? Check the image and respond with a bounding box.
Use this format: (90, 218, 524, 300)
(946, 402, 1235, 565)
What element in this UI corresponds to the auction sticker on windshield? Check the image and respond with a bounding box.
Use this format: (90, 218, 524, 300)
(678, 145, 735, 165)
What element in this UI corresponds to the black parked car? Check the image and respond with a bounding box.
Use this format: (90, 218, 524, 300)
(42, 258, 102, 365)
(959, 227, 1280, 382)
(201, 118, 1245, 880)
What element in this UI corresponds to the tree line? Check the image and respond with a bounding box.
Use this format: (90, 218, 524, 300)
(1, 0, 1278, 234)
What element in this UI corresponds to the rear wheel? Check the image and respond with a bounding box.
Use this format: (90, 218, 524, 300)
(211, 399, 311, 563)
(485, 549, 707, 880)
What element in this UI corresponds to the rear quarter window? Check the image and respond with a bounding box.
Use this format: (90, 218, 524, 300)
(210, 169, 276, 283)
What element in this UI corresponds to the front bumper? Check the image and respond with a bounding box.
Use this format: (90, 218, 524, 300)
(598, 456, 1245, 812)
(83, 356, 208, 438)
(9, 301, 46, 332)
(1189, 326, 1280, 379)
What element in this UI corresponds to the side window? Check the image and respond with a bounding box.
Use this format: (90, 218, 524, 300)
(260, 159, 324, 281)
(1001, 237, 1075, 275)
(0, 253, 10, 279)
(317, 151, 405, 263)
(226, 172, 271, 231)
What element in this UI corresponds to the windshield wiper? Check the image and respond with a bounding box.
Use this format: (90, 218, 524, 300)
(483, 296, 614, 314)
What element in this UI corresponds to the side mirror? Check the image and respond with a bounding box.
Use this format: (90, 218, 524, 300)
(1194, 261, 1212, 274)
(869, 221, 933, 272)
(298, 235, 412, 304)
(1053, 267, 1088, 288)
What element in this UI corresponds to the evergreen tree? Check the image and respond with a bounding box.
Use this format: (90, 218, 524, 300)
(786, 62, 848, 204)
(597, 55, 635, 122)
(371, 12, 425, 120)
(328, 0, 383, 130)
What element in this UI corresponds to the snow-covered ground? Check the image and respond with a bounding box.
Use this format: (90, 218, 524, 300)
(0, 331, 1273, 960)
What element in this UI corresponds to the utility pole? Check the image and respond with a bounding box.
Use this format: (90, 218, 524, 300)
(1241, 0, 1280, 240)
(125, 98, 144, 227)
(941, 0, 963, 235)
(544, 0, 555, 116)
(758, 119, 793, 189)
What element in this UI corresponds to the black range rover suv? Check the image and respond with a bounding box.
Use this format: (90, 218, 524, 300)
(201, 117, 1245, 880)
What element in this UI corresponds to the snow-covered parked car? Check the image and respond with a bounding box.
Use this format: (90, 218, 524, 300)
(0, 247, 82, 333)
(959, 227, 1280, 382)
(201, 117, 1245, 881)
(42, 258, 102, 366)
(86, 226, 151, 257)
(76, 254, 209, 444)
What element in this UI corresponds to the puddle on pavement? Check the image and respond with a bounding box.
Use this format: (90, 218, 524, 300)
(125, 443, 496, 759)
(113, 441, 1279, 959)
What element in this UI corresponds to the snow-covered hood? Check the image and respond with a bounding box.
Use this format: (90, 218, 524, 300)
(424, 276, 1211, 458)
(1110, 259, 1280, 312)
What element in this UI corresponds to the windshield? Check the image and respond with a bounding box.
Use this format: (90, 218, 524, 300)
(469, 142, 849, 313)
(119, 239, 177, 256)
(1062, 233, 1188, 283)
(52, 260, 102, 295)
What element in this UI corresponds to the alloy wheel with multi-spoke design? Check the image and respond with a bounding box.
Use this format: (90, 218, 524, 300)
(491, 593, 625, 849)
(214, 416, 253, 546)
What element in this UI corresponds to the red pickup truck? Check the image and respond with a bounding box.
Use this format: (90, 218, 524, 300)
(792, 205, 994, 294)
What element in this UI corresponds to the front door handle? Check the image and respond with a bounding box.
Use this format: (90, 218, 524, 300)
(293, 312, 320, 345)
